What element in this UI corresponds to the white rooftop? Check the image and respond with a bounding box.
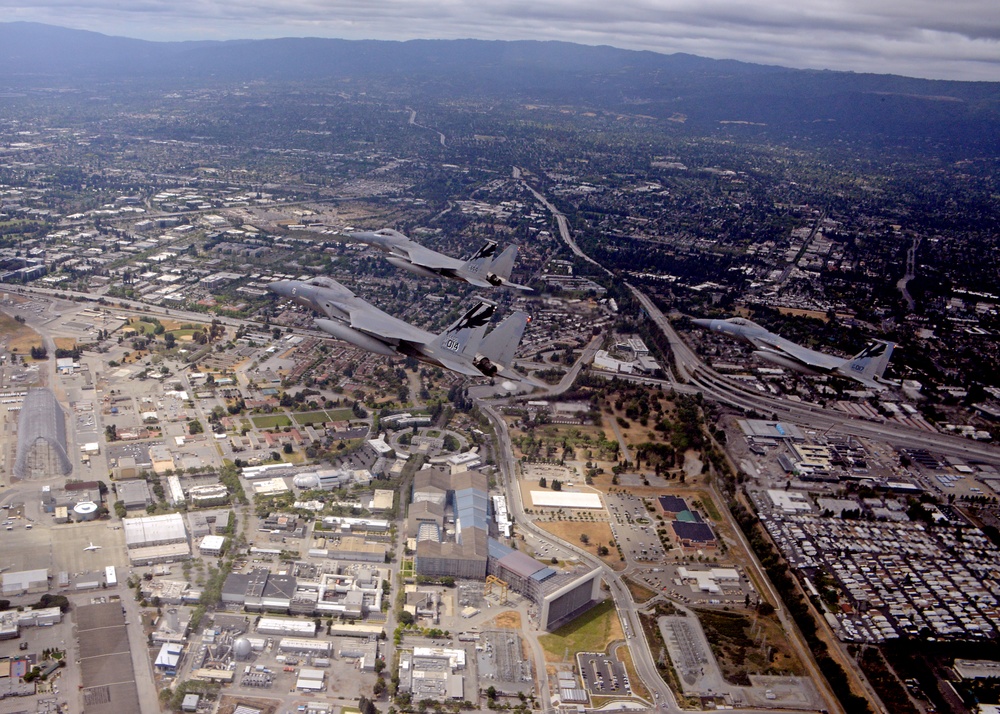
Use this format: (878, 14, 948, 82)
(124, 512, 188, 547)
(529, 491, 603, 509)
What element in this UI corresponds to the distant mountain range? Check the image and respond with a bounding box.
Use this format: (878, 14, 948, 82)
(2, 22, 998, 152)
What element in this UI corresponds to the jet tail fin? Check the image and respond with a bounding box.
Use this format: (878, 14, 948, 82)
(435, 300, 496, 358)
(484, 245, 533, 291)
(473, 311, 529, 376)
(839, 341, 895, 388)
(460, 241, 498, 280)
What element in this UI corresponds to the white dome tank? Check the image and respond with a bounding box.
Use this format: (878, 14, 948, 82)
(74, 501, 99, 521)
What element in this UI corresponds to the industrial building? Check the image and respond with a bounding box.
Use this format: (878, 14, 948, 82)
(529, 491, 603, 509)
(413, 467, 492, 579)
(123, 512, 191, 564)
(188, 509, 232, 537)
(398, 646, 466, 701)
(13, 388, 72, 480)
(0, 606, 61, 638)
(487, 539, 603, 631)
(41, 482, 102, 513)
(155, 642, 184, 675)
(310, 535, 386, 563)
(278, 638, 332, 656)
(2, 569, 49, 596)
(116, 479, 152, 510)
(257, 616, 316, 637)
(188, 483, 230, 508)
(222, 569, 297, 612)
(199, 535, 226, 556)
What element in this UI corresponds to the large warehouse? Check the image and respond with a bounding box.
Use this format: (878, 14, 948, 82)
(123, 513, 190, 564)
(2, 569, 49, 596)
(13, 388, 72, 480)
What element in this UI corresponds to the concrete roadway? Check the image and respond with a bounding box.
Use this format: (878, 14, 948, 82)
(516, 168, 612, 278)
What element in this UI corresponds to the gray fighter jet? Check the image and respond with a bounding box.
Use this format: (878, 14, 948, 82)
(348, 228, 532, 292)
(269, 277, 528, 378)
(692, 316, 895, 390)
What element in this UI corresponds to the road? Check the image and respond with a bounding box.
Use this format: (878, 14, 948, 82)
(407, 107, 447, 147)
(516, 168, 611, 277)
(897, 235, 921, 314)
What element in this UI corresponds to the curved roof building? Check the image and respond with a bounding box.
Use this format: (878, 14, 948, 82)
(14, 388, 72, 480)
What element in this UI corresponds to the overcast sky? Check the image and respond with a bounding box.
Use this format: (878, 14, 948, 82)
(3, 0, 999, 81)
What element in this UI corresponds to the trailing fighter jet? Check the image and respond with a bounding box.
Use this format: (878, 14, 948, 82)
(348, 228, 532, 292)
(692, 316, 895, 390)
(269, 277, 528, 378)
(83, 542, 102, 551)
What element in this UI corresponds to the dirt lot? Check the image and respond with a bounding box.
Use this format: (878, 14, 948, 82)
(218, 695, 280, 714)
(536, 519, 623, 570)
(488, 610, 522, 629)
(0, 310, 45, 356)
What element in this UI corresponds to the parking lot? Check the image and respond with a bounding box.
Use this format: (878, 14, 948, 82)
(605, 493, 669, 564)
(576, 650, 630, 697)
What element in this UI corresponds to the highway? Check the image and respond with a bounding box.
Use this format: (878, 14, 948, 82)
(628, 283, 1000, 464)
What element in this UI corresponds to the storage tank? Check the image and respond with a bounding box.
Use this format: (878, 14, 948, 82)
(233, 636, 253, 660)
(74, 501, 99, 521)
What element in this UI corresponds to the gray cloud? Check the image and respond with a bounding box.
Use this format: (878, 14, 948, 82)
(2, 0, 998, 80)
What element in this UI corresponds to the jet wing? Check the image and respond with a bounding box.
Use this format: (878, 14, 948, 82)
(346, 304, 432, 345)
(748, 333, 845, 370)
(396, 242, 464, 271)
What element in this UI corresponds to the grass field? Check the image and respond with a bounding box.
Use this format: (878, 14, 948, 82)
(327, 407, 354, 421)
(539, 599, 623, 662)
(292, 410, 334, 426)
(251, 414, 293, 429)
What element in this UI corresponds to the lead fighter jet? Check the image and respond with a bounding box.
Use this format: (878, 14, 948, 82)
(693, 316, 895, 390)
(348, 228, 532, 292)
(269, 277, 528, 378)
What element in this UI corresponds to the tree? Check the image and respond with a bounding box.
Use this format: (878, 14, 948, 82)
(552, 479, 562, 491)
(539, 477, 547, 489)
(187, 419, 204, 435)
(398, 610, 415, 626)
(164, 333, 176, 349)
(579, 533, 590, 545)
(283, 443, 293, 455)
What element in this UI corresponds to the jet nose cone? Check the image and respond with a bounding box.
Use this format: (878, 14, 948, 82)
(692, 318, 714, 330)
(268, 280, 292, 298)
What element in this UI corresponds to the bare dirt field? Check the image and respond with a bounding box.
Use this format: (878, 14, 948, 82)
(536, 520, 623, 570)
(488, 610, 522, 629)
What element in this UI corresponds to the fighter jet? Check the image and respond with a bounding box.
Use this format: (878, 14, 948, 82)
(692, 316, 895, 390)
(348, 228, 532, 292)
(83, 542, 102, 552)
(269, 277, 528, 378)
